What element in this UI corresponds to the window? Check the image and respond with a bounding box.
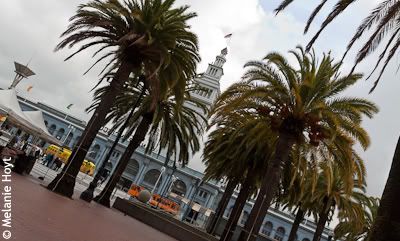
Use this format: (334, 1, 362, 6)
(56, 128, 65, 140)
(142, 169, 162, 191)
(171, 180, 187, 197)
(64, 133, 73, 146)
(124, 159, 139, 178)
(261, 221, 273, 236)
(89, 144, 100, 159)
(274, 227, 286, 241)
(240, 211, 249, 225)
(207, 90, 212, 98)
(198, 190, 208, 199)
(49, 124, 56, 135)
(112, 151, 120, 158)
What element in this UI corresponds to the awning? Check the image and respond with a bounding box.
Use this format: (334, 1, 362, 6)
(0, 89, 60, 145)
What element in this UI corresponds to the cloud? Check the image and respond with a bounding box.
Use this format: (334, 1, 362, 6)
(0, 0, 397, 199)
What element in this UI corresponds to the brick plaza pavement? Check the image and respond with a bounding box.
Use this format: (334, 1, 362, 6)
(2, 166, 178, 241)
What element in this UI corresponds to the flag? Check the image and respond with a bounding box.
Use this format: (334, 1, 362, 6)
(26, 85, 33, 92)
(67, 104, 73, 109)
(224, 33, 233, 38)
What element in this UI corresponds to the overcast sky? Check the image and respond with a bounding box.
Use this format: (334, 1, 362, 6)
(0, 0, 397, 198)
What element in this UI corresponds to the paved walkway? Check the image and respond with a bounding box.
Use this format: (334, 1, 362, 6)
(5, 165, 178, 241)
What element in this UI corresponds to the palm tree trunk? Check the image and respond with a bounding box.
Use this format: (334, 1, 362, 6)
(220, 174, 253, 241)
(312, 198, 331, 241)
(207, 179, 238, 234)
(47, 61, 135, 198)
(238, 132, 295, 241)
(368, 136, 400, 241)
(94, 112, 154, 207)
(288, 207, 304, 241)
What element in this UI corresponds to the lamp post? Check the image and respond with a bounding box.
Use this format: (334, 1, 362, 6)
(151, 166, 166, 194)
(156, 175, 178, 209)
(62, 125, 75, 146)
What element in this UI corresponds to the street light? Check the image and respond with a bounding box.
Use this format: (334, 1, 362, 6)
(62, 125, 75, 146)
(152, 166, 166, 194)
(156, 175, 178, 209)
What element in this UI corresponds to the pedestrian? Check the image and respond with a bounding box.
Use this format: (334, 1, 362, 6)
(55, 158, 62, 171)
(44, 153, 54, 167)
(51, 157, 60, 170)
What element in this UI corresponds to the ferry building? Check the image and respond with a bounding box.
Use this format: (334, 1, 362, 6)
(14, 49, 333, 241)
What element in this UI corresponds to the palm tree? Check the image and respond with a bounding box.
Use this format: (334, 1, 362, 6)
(92, 79, 207, 207)
(48, 0, 200, 197)
(276, 2, 400, 239)
(281, 132, 364, 241)
(280, 146, 318, 241)
(311, 162, 367, 241)
(210, 47, 378, 241)
(203, 108, 275, 240)
(334, 196, 380, 241)
(275, 0, 400, 91)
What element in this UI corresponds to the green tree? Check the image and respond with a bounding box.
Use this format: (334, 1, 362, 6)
(205, 110, 275, 241)
(334, 196, 380, 241)
(92, 78, 207, 207)
(211, 47, 378, 241)
(48, 0, 200, 197)
(276, 2, 400, 240)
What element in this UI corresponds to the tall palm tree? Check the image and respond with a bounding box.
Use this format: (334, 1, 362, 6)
(281, 146, 319, 241)
(281, 132, 364, 241)
(92, 79, 207, 207)
(334, 196, 380, 241)
(48, 0, 200, 197)
(276, 2, 400, 240)
(211, 47, 378, 241)
(311, 162, 367, 241)
(203, 108, 275, 240)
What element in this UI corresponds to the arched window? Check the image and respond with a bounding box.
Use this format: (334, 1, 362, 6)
(261, 221, 273, 236)
(274, 227, 286, 241)
(240, 211, 249, 225)
(64, 133, 73, 146)
(302, 239, 310, 241)
(171, 180, 187, 197)
(88, 144, 100, 159)
(142, 169, 162, 191)
(56, 128, 65, 140)
(105, 161, 113, 171)
(124, 159, 139, 179)
(49, 124, 56, 135)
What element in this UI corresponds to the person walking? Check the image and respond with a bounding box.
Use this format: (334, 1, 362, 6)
(44, 153, 54, 167)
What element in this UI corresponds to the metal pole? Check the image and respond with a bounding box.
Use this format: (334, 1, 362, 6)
(151, 166, 166, 194)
